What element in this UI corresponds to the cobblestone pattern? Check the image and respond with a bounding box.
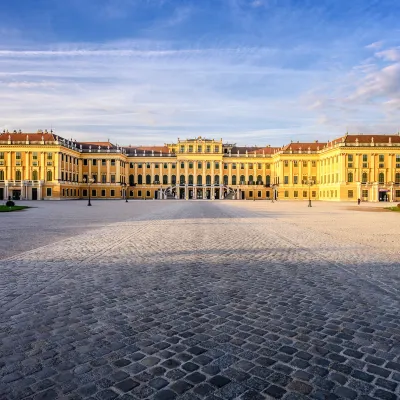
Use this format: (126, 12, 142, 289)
(0, 201, 399, 400)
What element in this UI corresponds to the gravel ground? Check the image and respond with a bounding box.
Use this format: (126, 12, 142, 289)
(0, 200, 399, 400)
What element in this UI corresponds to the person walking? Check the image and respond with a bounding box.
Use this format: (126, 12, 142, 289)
(357, 198, 361, 205)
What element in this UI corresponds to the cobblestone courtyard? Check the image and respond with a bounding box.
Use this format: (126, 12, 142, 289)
(1, 200, 399, 400)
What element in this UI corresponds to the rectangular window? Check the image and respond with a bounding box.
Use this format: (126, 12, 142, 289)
(83, 159, 88, 166)
(257, 163, 262, 169)
(258, 191, 261, 197)
(47, 153, 52, 160)
(130, 162, 135, 168)
(379, 154, 384, 162)
(110, 190, 115, 197)
(83, 189, 88, 197)
(266, 191, 270, 198)
(249, 191, 253, 197)
(362, 189, 368, 198)
(0, 152, 4, 159)
(155, 164, 159, 168)
(172, 163, 176, 169)
(138, 190, 142, 197)
(180, 145, 185, 153)
(266, 163, 270, 169)
(396, 154, 400, 168)
(284, 160, 288, 166)
(92, 159, 97, 166)
(32, 152, 38, 160)
(224, 163, 228, 170)
(102, 159, 106, 166)
(240, 163, 244, 169)
(284, 176, 289, 184)
(189, 162, 193, 169)
(293, 161, 298, 167)
(396, 190, 400, 198)
(294, 191, 298, 198)
(101, 174, 106, 183)
(197, 145, 202, 152)
(46, 188, 52, 196)
(249, 163, 253, 169)
(138, 163, 142, 168)
(312, 161, 316, 167)
(111, 175, 116, 183)
(303, 191, 307, 197)
(303, 161, 307, 167)
(101, 189, 106, 197)
(198, 162, 202, 169)
(92, 189, 97, 197)
(181, 162, 185, 169)
(111, 159, 115, 166)
(92, 174, 97, 183)
(215, 162, 219, 169)
(312, 191, 316, 197)
(206, 145, 211, 153)
(16, 152, 21, 160)
(188, 145, 193, 153)
(215, 146, 219, 153)
(284, 191, 289, 198)
(232, 163, 236, 169)
(293, 176, 298, 184)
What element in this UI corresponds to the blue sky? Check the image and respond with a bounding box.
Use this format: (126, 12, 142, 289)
(1, 0, 400, 145)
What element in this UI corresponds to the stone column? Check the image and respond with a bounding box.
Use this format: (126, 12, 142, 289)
(78, 159, 83, 182)
(116, 159, 121, 184)
(106, 159, 111, 183)
(168, 162, 172, 185)
(25, 152, 30, 180)
(40, 152, 45, 180)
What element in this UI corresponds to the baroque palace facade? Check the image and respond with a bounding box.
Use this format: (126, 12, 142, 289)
(1, 130, 400, 202)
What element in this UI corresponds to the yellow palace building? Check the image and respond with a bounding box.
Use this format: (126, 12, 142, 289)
(1, 130, 400, 203)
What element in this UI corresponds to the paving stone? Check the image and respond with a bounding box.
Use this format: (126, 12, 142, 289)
(1, 202, 399, 400)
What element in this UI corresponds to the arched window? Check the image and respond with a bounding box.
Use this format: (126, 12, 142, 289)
(188, 175, 194, 185)
(266, 175, 271, 186)
(154, 174, 159, 183)
(146, 174, 151, 184)
(249, 175, 253, 184)
(232, 175, 237, 185)
(348, 172, 353, 183)
(395, 172, 400, 183)
(180, 174, 185, 184)
(46, 170, 52, 181)
(257, 175, 262, 184)
(206, 175, 211, 185)
(379, 172, 385, 183)
(163, 175, 168, 184)
(138, 174, 143, 184)
(214, 175, 220, 184)
(129, 174, 134, 186)
(362, 172, 368, 183)
(197, 175, 202, 185)
(172, 175, 176, 184)
(32, 170, 38, 181)
(223, 175, 228, 185)
(0, 170, 4, 180)
(240, 175, 245, 184)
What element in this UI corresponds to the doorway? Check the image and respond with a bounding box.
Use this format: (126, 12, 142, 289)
(12, 190, 21, 201)
(180, 188, 185, 199)
(379, 191, 389, 202)
(32, 188, 38, 200)
(241, 191, 245, 200)
(0, 188, 3, 201)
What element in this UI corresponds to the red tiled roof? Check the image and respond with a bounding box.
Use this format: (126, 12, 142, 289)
(230, 146, 278, 154)
(0, 132, 56, 141)
(342, 134, 400, 144)
(80, 141, 114, 147)
(281, 142, 326, 151)
(133, 146, 170, 153)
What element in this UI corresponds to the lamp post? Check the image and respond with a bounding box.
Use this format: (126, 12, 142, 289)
(126, 184, 129, 202)
(83, 177, 94, 206)
(307, 177, 314, 207)
(271, 184, 277, 203)
(121, 182, 127, 202)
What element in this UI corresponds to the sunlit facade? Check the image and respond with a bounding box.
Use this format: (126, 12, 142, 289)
(1, 130, 400, 202)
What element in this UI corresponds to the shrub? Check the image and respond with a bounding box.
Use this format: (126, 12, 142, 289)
(6, 200, 15, 207)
